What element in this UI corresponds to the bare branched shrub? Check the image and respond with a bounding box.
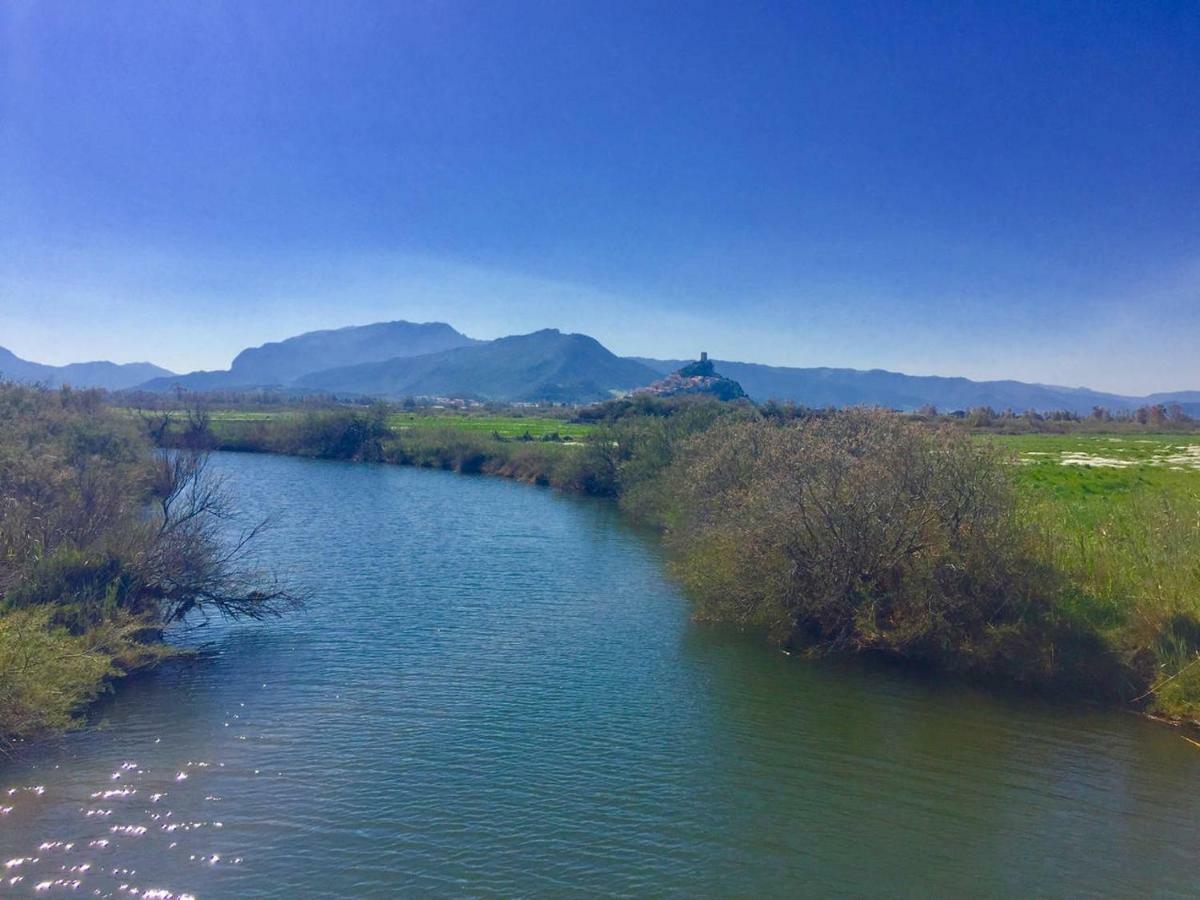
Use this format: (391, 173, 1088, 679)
(137, 449, 302, 623)
(663, 409, 1117, 690)
(0, 383, 301, 740)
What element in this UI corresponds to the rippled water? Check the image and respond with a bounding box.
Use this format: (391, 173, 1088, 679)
(3, 453, 1199, 897)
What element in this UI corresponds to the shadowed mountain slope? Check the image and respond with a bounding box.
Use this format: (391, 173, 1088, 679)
(295, 329, 660, 402)
(229, 320, 479, 384)
(138, 320, 478, 392)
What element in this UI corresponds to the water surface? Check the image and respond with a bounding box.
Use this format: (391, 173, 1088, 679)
(3, 453, 1198, 897)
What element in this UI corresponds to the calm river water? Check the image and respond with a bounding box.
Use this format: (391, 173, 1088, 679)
(2, 453, 1198, 897)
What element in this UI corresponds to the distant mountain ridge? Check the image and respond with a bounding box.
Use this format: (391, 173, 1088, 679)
(0, 345, 173, 390)
(136, 322, 658, 403)
(230, 320, 480, 385)
(632, 358, 1200, 416)
(295, 329, 659, 402)
(7, 318, 1197, 412)
(139, 320, 477, 393)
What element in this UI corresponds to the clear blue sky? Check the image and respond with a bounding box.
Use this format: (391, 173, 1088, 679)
(2, 0, 1197, 393)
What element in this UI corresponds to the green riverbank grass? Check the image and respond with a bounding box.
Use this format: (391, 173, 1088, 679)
(123, 408, 594, 441)
(2, 387, 300, 746)
(387, 412, 593, 439)
(993, 433, 1200, 721)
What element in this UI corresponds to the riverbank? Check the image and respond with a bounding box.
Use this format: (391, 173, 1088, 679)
(0, 384, 299, 748)
(6, 449, 1199, 897)
(6, 389, 1197, 744)
(179, 401, 1200, 724)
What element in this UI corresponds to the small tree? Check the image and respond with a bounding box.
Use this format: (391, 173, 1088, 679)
(139, 449, 301, 623)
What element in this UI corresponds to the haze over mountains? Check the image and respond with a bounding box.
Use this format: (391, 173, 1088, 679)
(134, 322, 657, 403)
(634, 359, 1200, 417)
(294, 329, 658, 403)
(3, 319, 1198, 414)
(0, 345, 172, 390)
(137, 321, 478, 393)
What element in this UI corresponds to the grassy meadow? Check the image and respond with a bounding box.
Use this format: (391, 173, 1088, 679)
(998, 432, 1200, 522)
(130, 407, 595, 441)
(995, 433, 1200, 719)
(387, 411, 593, 439)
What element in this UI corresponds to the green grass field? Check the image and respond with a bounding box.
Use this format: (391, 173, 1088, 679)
(991, 433, 1200, 503)
(123, 407, 596, 441)
(994, 432, 1200, 465)
(986, 432, 1200, 717)
(386, 412, 593, 439)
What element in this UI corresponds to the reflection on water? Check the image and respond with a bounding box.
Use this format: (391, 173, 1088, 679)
(2, 453, 1199, 897)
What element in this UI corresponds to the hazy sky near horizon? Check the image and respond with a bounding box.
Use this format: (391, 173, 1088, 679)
(2, 1, 1198, 393)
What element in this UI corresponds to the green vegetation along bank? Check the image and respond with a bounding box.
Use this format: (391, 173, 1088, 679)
(120, 406, 595, 442)
(7, 387, 1197, 745)
(0, 384, 298, 747)
(178, 398, 1200, 723)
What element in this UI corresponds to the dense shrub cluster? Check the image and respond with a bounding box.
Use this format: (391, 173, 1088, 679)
(0, 384, 298, 745)
(656, 411, 1133, 694)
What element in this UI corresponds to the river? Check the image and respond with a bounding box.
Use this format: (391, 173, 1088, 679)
(2, 452, 1198, 897)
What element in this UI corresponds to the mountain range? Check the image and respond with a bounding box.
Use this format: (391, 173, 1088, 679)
(3, 319, 1198, 414)
(633, 359, 1200, 417)
(137, 321, 477, 393)
(294, 329, 658, 402)
(0, 345, 173, 391)
(132, 322, 656, 403)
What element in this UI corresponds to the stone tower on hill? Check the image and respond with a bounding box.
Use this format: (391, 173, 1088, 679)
(634, 353, 745, 400)
(678, 353, 716, 378)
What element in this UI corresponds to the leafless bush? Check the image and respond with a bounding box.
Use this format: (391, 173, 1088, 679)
(663, 409, 1084, 680)
(137, 449, 302, 623)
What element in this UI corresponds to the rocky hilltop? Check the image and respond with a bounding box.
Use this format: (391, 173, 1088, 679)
(634, 353, 746, 401)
